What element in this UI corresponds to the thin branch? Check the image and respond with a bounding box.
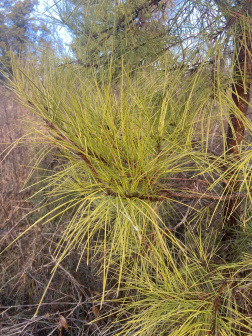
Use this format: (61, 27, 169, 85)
(96, 0, 164, 36)
(27, 104, 252, 204)
(42, 121, 252, 203)
(42, 118, 100, 178)
(209, 279, 232, 336)
(225, 0, 252, 30)
(123, 188, 252, 202)
(169, 207, 190, 232)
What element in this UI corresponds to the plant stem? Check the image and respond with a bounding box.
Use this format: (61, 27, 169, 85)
(224, 7, 252, 234)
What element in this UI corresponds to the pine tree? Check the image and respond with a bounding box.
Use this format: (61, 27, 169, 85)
(2, 0, 252, 334)
(54, 0, 174, 72)
(0, 0, 53, 75)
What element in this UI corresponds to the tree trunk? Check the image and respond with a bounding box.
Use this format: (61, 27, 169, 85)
(224, 3, 252, 237)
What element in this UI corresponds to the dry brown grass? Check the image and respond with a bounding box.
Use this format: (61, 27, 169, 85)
(0, 85, 32, 231)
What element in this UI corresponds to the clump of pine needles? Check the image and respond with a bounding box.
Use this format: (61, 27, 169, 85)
(1, 33, 252, 334)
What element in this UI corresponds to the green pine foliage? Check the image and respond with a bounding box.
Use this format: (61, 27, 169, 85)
(108, 249, 252, 335)
(1, 0, 252, 334)
(0, 0, 54, 76)
(54, 0, 174, 73)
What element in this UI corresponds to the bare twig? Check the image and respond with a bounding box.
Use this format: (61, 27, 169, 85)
(169, 207, 190, 232)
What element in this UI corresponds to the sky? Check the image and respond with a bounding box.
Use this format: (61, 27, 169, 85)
(36, 0, 72, 51)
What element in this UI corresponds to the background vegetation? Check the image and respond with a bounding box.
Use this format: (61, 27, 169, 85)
(1, 0, 252, 335)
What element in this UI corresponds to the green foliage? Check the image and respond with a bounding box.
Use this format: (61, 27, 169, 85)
(1, 42, 250, 320)
(107, 244, 252, 335)
(1, 0, 252, 334)
(54, 0, 174, 73)
(0, 0, 54, 75)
